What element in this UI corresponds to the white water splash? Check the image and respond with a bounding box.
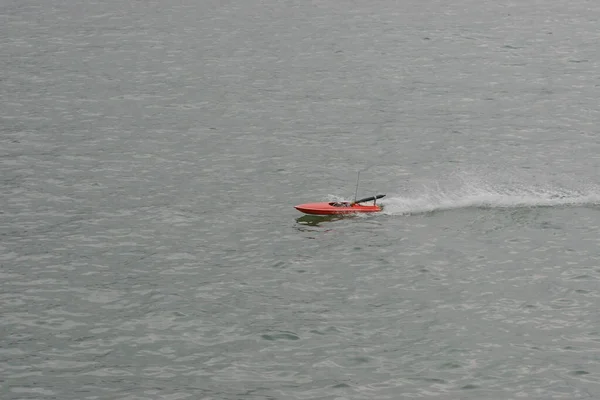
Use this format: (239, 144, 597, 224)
(380, 174, 600, 215)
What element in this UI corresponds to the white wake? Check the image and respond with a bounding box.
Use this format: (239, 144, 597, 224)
(380, 178, 600, 215)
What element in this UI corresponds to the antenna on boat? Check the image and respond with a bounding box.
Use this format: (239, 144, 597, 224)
(353, 171, 360, 203)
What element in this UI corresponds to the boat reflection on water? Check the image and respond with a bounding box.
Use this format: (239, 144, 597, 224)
(295, 214, 347, 227)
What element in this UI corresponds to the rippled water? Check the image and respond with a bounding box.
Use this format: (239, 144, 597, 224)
(3, 0, 600, 399)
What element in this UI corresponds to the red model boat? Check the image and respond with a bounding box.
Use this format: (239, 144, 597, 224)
(294, 194, 385, 215)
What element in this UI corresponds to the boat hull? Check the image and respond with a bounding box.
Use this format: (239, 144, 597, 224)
(294, 202, 382, 215)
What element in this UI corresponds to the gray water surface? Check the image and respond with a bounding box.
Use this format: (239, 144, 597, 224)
(3, 1, 600, 399)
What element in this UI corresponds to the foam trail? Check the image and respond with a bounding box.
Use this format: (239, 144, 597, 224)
(380, 181, 600, 215)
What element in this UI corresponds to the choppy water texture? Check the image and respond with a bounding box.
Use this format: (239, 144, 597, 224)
(3, 0, 600, 399)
